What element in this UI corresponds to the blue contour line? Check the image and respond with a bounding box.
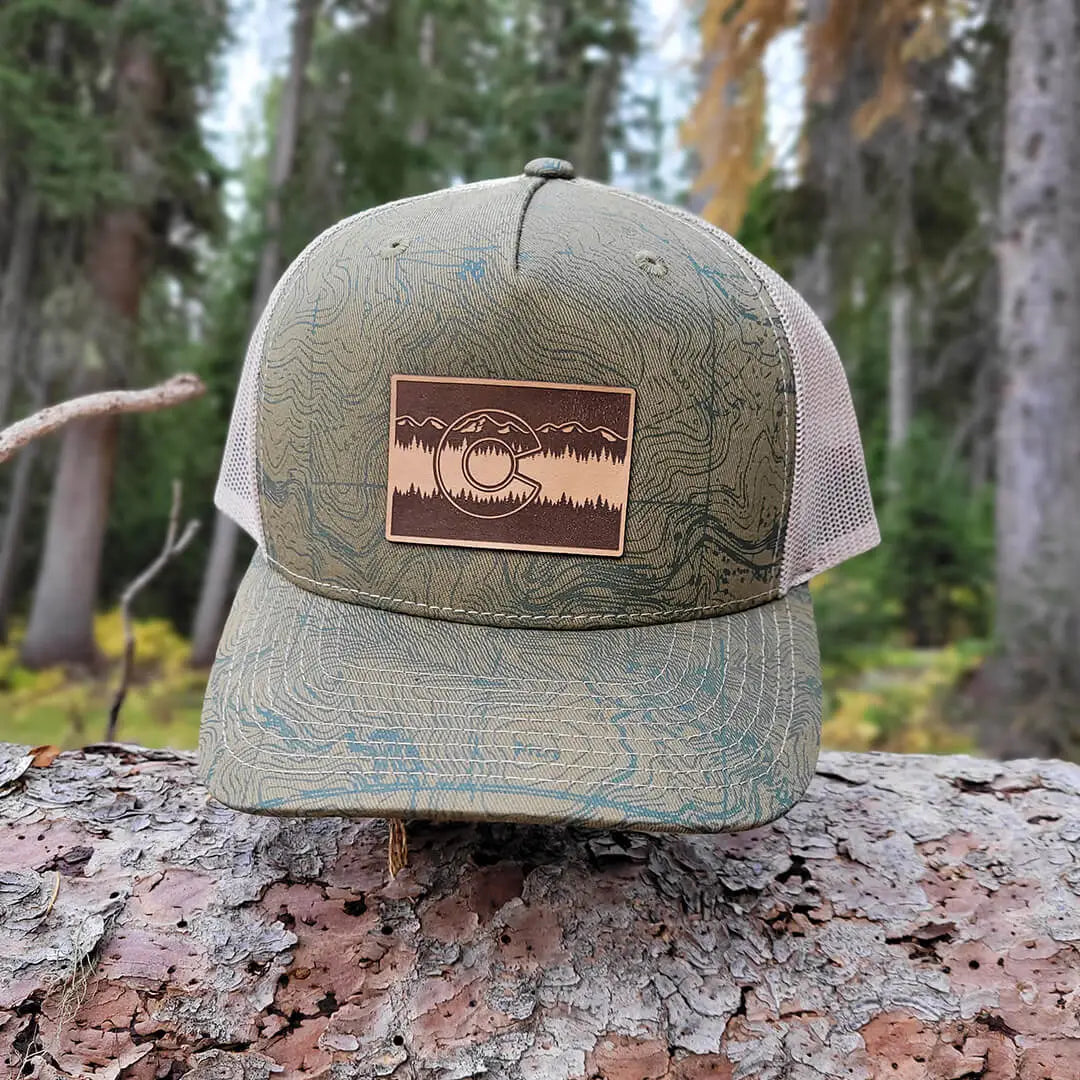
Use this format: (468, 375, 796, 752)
(688, 255, 762, 322)
(635, 222, 674, 245)
(250, 773, 719, 828)
(238, 633, 748, 828)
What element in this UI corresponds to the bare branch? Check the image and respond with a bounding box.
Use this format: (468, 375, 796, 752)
(106, 480, 200, 741)
(0, 374, 206, 464)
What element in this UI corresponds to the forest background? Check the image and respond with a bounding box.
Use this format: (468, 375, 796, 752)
(0, 0, 1076, 766)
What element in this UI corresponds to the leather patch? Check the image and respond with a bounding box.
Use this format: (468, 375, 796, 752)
(386, 375, 635, 556)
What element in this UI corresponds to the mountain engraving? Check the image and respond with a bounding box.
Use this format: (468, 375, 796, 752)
(386, 375, 636, 556)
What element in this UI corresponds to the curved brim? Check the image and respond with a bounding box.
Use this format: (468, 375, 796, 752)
(198, 551, 822, 833)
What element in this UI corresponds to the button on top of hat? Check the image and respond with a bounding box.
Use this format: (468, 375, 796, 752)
(523, 157, 576, 179)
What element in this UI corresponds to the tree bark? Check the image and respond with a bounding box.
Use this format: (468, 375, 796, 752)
(20, 210, 146, 669)
(0, 438, 40, 643)
(1, 743, 1077, 1079)
(989, 0, 1080, 758)
(0, 187, 40, 427)
(190, 0, 318, 668)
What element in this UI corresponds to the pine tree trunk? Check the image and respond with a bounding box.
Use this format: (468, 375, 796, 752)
(190, 0, 318, 667)
(19, 416, 117, 667)
(573, 38, 625, 183)
(887, 160, 914, 477)
(988, 0, 1080, 758)
(20, 203, 148, 668)
(0, 188, 39, 427)
(2, 742, 1077, 1078)
(189, 511, 240, 666)
(0, 438, 40, 644)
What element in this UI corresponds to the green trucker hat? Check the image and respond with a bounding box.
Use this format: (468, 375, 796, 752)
(199, 157, 879, 833)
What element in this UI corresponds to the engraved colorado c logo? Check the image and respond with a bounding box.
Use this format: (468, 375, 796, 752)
(386, 375, 635, 557)
(434, 409, 542, 518)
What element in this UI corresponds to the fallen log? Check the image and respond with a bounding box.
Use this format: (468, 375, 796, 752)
(0, 741, 1077, 1079)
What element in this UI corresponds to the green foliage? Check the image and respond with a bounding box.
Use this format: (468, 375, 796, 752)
(285, 0, 641, 248)
(877, 422, 994, 647)
(819, 637, 983, 755)
(0, 0, 121, 215)
(0, 611, 205, 750)
(811, 424, 993, 670)
(735, 172, 825, 279)
(0, 0, 228, 225)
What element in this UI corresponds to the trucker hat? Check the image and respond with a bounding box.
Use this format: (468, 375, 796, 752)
(198, 157, 879, 834)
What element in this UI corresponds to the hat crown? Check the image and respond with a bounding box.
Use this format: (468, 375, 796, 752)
(215, 174, 877, 629)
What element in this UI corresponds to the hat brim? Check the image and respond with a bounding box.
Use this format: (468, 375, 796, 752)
(198, 551, 822, 833)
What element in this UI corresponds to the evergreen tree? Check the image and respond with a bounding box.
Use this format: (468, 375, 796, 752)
(1, 0, 228, 666)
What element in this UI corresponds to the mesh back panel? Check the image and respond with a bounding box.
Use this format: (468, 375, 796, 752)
(748, 257, 880, 588)
(216, 177, 879, 589)
(214, 298, 271, 544)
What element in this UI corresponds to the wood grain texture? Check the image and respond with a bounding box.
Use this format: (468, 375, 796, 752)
(2, 741, 1078, 1079)
(256, 176, 795, 629)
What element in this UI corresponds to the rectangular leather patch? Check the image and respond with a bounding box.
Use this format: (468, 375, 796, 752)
(386, 375, 635, 556)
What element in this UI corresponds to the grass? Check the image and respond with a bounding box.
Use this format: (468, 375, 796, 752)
(0, 612, 205, 751)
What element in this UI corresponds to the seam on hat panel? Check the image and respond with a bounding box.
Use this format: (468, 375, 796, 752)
(739, 252, 809, 592)
(736, 251, 796, 592)
(264, 549, 777, 621)
(513, 177, 548, 272)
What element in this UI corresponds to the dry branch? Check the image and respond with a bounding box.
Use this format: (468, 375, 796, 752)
(105, 481, 200, 742)
(1, 743, 1078, 1079)
(0, 374, 206, 464)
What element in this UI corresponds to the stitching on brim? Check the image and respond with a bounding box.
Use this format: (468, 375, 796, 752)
(208, 560, 802, 803)
(264, 550, 776, 622)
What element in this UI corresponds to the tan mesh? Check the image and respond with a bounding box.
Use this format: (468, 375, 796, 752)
(580, 182, 880, 591)
(748, 257, 880, 589)
(213, 179, 518, 544)
(214, 297, 272, 543)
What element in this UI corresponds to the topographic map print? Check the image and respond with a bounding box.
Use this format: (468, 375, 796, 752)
(386, 375, 636, 555)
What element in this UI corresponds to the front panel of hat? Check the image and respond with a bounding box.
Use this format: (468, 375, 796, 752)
(256, 178, 796, 628)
